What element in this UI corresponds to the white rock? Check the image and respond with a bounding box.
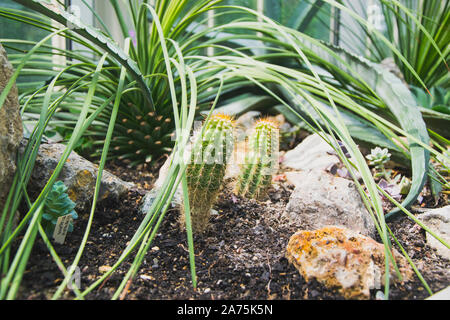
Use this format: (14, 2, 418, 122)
(417, 206, 450, 260)
(282, 133, 339, 171)
(139, 143, 194, 214)
(283, 170, 376, 237)
(426, 286, 450, 300)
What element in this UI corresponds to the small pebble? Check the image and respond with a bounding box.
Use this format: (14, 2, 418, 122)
(376, 291, 386, 300)
(99, 265, 112, 273)
(140, 274, 155, 281)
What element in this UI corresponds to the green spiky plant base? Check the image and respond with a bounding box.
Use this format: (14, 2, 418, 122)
(182, 114, 235, 234)
(111, 108, 175, 166)
(235, 119, 279, 200)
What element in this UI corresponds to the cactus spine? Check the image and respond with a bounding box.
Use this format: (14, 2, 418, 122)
(183, 114, 234, 233)
(235, 119, 279, 200)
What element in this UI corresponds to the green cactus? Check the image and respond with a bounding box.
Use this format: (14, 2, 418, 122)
(235, 119, 279, 200)
(182, 114, 235, 233)
(41, 181, 78, 237)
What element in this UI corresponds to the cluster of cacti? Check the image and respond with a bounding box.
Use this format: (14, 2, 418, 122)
(41, 181, 78, 237)
(234, 119, 279, 200)
(182, 116, 279, 233)
(182, 114, 235, 233)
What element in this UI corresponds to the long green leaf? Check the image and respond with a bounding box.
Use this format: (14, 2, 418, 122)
(12, 0, 154, 110)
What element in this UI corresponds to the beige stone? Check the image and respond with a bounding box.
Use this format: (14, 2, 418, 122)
(286, 226, 413, 299)
(283, 170, 376, 237)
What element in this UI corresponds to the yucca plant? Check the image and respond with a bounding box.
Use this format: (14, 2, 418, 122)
(365, 0, 449, 89)
(336, 0, 450, 140)
(235, 118, 279, 199)
(183, 113, 234, 233)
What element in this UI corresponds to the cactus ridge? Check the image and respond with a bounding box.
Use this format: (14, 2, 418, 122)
(182, 114, 234, 233)
(235, 119, 279, 200)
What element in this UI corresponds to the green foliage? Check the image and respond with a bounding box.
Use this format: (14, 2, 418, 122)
(1, 0, 448, 300)
(265, 0, 330, 41)
(184, 114, 235, 233)
(350, 0, 449, 89)
(2, 0, 219, 167)
(411, 86, 450, 115)
(41, 181, 78, 237)
(235, 119, 279, 199)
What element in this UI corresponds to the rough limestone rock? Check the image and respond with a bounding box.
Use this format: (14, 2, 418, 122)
(140, 148, 185, 215)
(283, 170, 376, 237)
(282, 133, 339, 171)
(23, 141, 134, 212)
(0, 44, 23, 213)
(417, 206, 450, 260)
(427, 286, 450, 300)
(286, 226, 413, 299)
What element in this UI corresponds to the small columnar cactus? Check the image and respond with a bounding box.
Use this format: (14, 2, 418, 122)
(182, 114, 235, 233)
(235, 119, 279, 200)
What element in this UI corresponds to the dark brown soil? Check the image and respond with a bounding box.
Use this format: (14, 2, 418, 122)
(14, 161, 450, 300)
